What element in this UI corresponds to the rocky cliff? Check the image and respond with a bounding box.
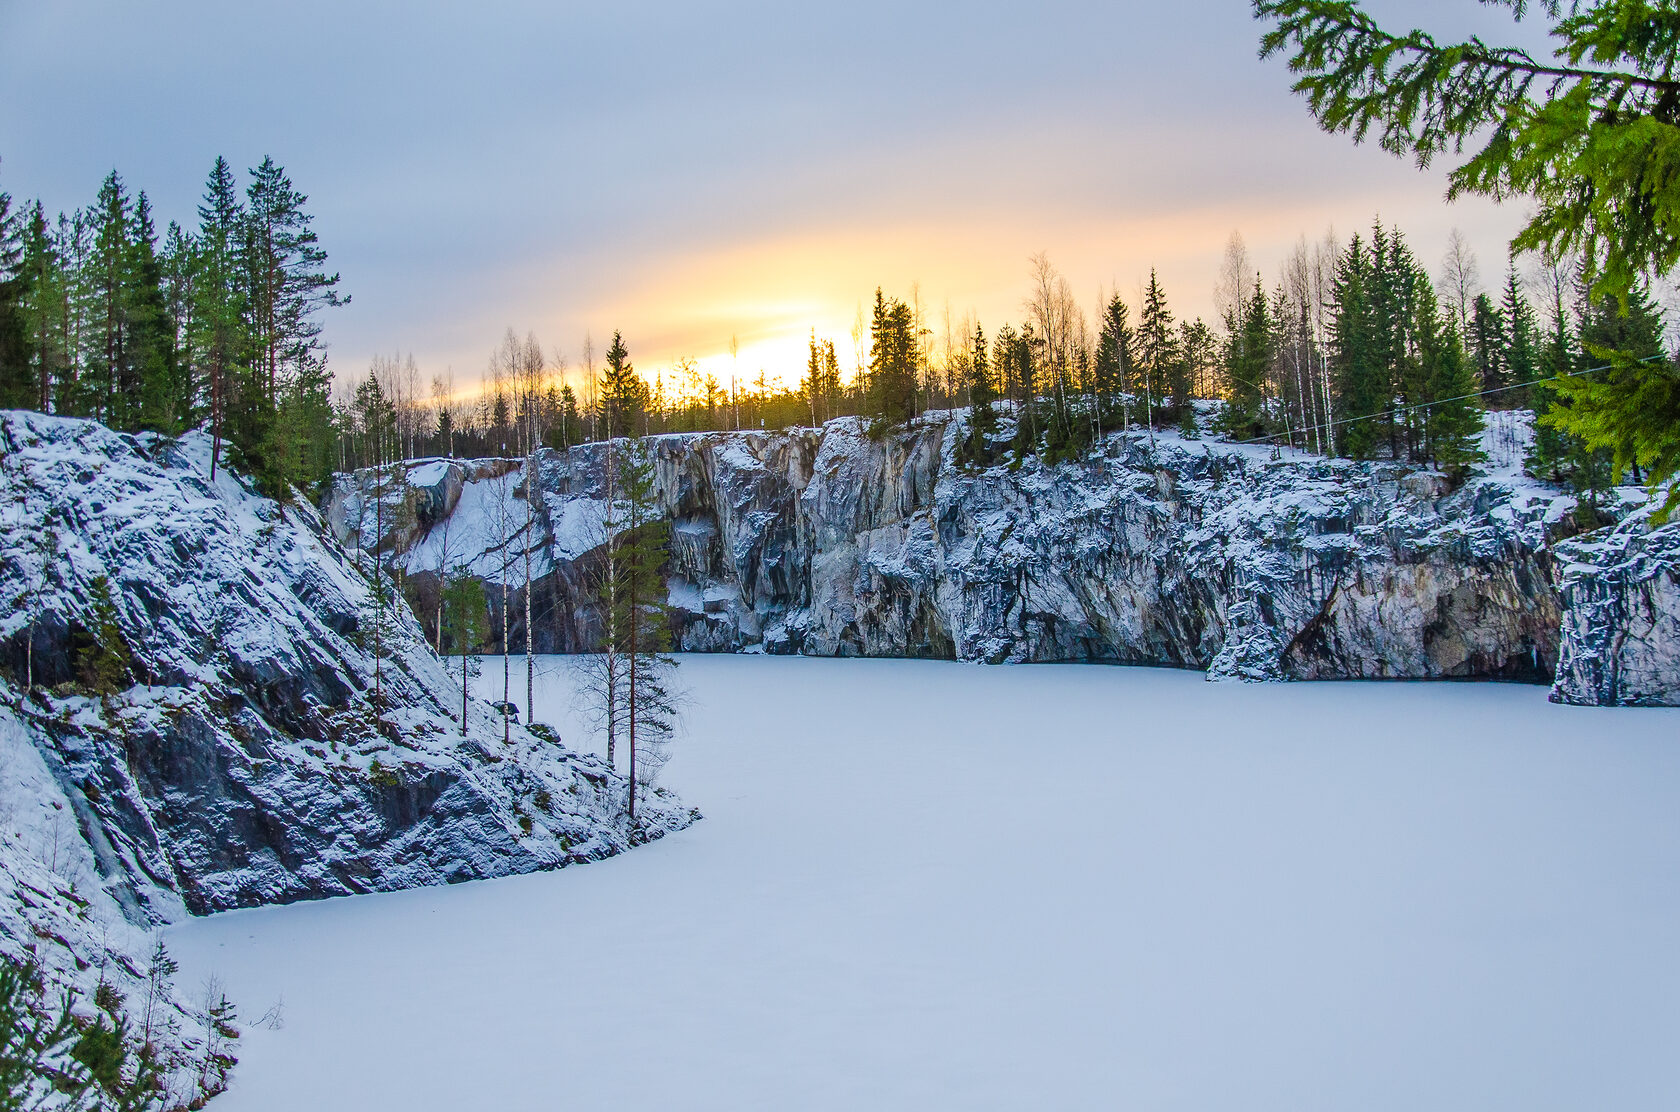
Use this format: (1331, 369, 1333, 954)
(1551, 519, 1680, 706)
(0, 411, 695, 1104)
(326, 411, 1675, 701)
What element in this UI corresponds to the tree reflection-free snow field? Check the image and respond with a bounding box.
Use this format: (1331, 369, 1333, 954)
(170, 657, 1680, 1111)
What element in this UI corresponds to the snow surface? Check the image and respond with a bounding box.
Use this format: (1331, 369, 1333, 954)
(169, 658, 1680, 1111)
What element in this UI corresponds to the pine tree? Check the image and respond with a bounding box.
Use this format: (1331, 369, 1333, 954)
(159, 220, 200, 428)
(867, 289, 917, 430)
(0, 958, 97, 1108)
(1500, 261, 1541, 408)
(576, 440, 679, 816)
(1469, 292, 1509, 396)
(81, 574, 133, 694)
(1093, 295, 1132, 430)
(1179, 318, 1219, 418)
(1256, 1, 1680, 305)
(85, 170, 135, 426)
(597, 330, 646, 439)
(1526, 280, 1610, 514)
(0, 173, 32, 409)
(1221, 276, 1273, 439)
(1330, 234, 1385, 458)
(957, 322, 995, 467)
(1006, 323, 1040, 455)
(127, 193, 181, 433)
(612, 441, 678, 819)
(238, 157, 348, 495)
(1137, 270, 1178, 428)
(803, 330, 823, 428)
(443, 572, 488, 734)
(820, 339, 842, 417)
(1258, 1, 1680, 509)
(1547, 283, 1678, 518)
(1417, 290, 1485, 476)
(195, 156, 247, 480)
(17, 203, 67, 413)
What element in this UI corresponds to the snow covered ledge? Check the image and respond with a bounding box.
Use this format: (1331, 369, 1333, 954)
(1551, 518, 1680, 706)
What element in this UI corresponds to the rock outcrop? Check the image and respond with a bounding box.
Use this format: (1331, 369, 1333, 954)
(1550, 520, 1680, 706)
(327, 412, 1669, 695)
(0, 411, 695, 1103)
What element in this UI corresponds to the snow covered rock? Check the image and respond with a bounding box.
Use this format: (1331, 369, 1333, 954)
(327, 411, 1641, 691)
(1550, 519, 1680, 706)
(0, 410, 695, 1096)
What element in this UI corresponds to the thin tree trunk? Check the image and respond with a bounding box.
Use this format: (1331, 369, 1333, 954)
(525, 454, 534, 723)
(501, 574, 510, 747)
(604, 434, 618, 769)
(374, 466, 383, 704)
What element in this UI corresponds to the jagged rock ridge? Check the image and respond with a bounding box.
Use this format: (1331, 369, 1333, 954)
(327, 411, 1676, 702)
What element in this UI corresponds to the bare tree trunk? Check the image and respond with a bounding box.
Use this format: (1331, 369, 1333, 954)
(627, 568, 638, 821)
(374, 465, 383, 705)
(501, 574, 510, 747)
(525, 454, 535, 723)
(604, 433, 618, 769)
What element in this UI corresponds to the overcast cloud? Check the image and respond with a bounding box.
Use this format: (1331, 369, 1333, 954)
(0, 1, 1551, 390)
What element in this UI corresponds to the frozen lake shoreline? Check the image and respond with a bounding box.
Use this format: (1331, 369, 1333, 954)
(170, 657, 1680, 1111)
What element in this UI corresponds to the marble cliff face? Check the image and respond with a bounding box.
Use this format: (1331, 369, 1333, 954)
(325, 413, 1678, 705)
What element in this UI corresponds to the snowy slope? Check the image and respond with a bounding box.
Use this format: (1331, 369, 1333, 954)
(0, 411, 696, 1101)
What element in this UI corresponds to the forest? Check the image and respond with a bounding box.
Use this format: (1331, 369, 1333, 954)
(0, 157, 1672, 524)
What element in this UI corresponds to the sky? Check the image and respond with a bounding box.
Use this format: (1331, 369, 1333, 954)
(0, 1, 1556, 396)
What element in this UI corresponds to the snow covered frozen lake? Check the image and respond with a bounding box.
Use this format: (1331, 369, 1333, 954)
(170, 657, 1680, 1111)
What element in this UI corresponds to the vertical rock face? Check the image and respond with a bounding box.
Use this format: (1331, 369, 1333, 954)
(1550, 522, 1680, 706)
(325, 412, 1654, 693)
(0, 411, 697, 1101)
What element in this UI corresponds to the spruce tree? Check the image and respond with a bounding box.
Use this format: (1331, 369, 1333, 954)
(0, 174, 31, 409)
(1093, 295, 1132, 430)
(957, 321, 995, 467)
(1526, 283, 1611, 515)
(17, 203, 66, 413)
(239, 157, 348, 495)
(1258, 1, 1680, 512)
(1008, 323, 1041, 455)
(1330, 235, 1385, 458)
(1469, 292, 1509, 396)
(1137, 270, 1178, 428)
(1221, 277, 1273, 439)
(0, 958, 97, 1108)
(443, 572, 488, 734)
(159, 220, 200, 427)
(867, 289, 917, 430)
(86, 170, 135, 426)
(1500, 261, 1541, 408)
(820, 340, 842, 416)
(127, 193, 181, 433)
(195, 156, 248, 480)
(1417, 290, 1485, 476)
(1547, 283, 1677, 518)
(597, 330, 646, 439)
